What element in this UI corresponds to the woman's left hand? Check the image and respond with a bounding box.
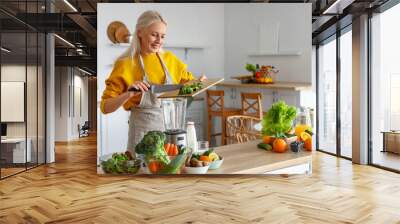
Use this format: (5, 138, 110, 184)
(198, 75, 207, 82)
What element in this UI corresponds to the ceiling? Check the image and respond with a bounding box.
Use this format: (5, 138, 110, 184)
(0, 0, 393, 75)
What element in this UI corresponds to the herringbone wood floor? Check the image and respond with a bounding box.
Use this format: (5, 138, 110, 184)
(1, 135, 400, 224)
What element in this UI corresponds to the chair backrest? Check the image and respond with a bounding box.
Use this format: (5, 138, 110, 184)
(206, 90, 225, 113)
(82, 121, 90, 129)
(241, 92, 263, 119)
(226, 115, 262, 144)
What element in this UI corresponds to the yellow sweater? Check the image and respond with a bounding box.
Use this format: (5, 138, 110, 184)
(101, 51, 195, 113)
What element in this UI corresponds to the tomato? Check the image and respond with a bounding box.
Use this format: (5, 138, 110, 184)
(272, 138, 287, 153)
(263, 136, 274, 144)
(304, 138, 312, 151)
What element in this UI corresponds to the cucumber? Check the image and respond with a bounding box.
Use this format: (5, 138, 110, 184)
(159, 153, 187, 174)
(257, 142, 272, 151)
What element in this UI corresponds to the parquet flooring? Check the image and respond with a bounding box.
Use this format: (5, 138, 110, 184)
(1, 135, 400, 223)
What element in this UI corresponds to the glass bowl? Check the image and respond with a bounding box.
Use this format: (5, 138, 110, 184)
(99, 153, 141, 174)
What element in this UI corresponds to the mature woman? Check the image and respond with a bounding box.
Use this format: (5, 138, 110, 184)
(101, 10, 206, 153)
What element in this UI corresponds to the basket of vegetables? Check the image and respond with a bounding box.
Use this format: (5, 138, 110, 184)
(100, 151, 141, 174)
(244, 63, 278, 84)
(135, 131, 188, 174)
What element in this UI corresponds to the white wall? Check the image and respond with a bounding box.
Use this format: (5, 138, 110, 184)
(54, 67, 89, 141)
(97, 3, 312, 158)
(55, 67, 69, 141)
(224, 3, 311, 83)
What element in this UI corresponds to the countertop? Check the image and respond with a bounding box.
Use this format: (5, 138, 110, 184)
(216, 80, 312, 91)
(98, 140, 312, 175)
(207, 140, 312, 174)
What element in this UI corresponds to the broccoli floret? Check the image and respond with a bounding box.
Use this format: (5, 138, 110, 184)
(135, 131, 169, 165)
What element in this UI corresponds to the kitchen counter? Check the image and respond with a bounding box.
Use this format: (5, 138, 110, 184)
(98, 140, 312, 175)
(216, 80, 312, 91)
(208, 140, 312, 174)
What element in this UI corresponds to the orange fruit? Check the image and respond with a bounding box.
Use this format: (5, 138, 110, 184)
(304, 138, 312, 151)
(300, 132, 312, 142)
(272, 138, 287, 153)
(199, 155, 212, 162)
(263, 136, 274, 144)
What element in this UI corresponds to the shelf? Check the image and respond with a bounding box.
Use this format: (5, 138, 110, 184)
(108, 42, 204, 49)
(248, 51, 302, 56)
(108, 43, 130, 47)
(108, 42, 205, 59)
(164, 44, 205, 49)
(217, 80, 311, 91)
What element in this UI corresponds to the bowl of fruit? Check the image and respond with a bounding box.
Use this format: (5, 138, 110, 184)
(184, 149, 223, 174)
(206, 150, 224, 170)
(186, 148, 223, 172)
(184, 154, 210, 174)
(184, 164, 209, 174)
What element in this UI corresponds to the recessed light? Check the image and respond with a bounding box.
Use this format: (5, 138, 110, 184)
(54, 34, 75, 48)
(1, 47, 11, 53)
(322, 0, 349, 15)
(63, 0, 78, 12)
(77, 67, 93, 76)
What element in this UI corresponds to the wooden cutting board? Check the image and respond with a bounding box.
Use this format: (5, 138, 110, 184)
(157, 78, 224, 98)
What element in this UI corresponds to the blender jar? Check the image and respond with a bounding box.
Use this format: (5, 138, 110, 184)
(161, 98, 187, 131)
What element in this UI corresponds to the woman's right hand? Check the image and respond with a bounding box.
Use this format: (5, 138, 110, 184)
(127, 81, 150, 97)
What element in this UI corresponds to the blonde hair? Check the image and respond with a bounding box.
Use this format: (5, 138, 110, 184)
(117, 10, 167, 61)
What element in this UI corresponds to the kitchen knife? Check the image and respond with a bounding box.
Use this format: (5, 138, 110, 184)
(128, 84, 183, 94)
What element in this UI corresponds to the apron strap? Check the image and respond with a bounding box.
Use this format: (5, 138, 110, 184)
(137, 51, 174, 85)
(156, 53, 173, 84)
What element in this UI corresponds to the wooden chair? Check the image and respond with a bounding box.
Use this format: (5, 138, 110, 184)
(241, 92, 263, 120)
(207, 90, 241, 145)
(226, 115, 262, 144)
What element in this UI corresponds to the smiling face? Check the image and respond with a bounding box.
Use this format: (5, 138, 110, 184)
(138, 21, 166, 55)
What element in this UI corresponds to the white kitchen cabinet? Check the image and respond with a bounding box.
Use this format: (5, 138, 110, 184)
(264, 163, 312, 175)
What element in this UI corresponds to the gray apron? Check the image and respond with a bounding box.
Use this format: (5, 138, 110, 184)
(127, 52, 173, 153)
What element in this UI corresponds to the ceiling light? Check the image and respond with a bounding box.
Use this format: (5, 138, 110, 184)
(63, 0, 78, 12)
(54, 34, 75, 48)
(1, 47, 11, 53)
(323, 0, 344, 14)
(77, 67, 93, 76)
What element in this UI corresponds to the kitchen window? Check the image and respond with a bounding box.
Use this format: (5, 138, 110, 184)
(370, 2, 400, 172)
(340, 27, 352, 159)
(317, 35, 337, 155)
(316, 24, 353, 159)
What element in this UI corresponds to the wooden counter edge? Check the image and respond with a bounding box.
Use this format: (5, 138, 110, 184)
(216, 81, 312, 91)
(97, 154, 312, 176)
(229, 155, 312, 174)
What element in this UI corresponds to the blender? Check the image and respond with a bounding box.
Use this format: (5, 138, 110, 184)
(161, 98, 187, 148)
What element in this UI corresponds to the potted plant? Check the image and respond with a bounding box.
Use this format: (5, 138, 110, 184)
(259, 101, 297, 153)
